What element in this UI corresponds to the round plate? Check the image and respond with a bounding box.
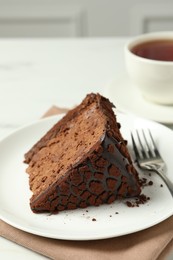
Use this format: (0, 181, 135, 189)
(0, 114, 173, 240)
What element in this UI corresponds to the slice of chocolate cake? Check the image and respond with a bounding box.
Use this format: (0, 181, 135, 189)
(24, 93, 141, 213)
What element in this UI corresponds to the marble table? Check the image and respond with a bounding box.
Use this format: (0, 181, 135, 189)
(0, 38, 172, 259)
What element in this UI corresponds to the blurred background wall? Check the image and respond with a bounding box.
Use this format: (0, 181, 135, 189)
(0, 0, 172, 37)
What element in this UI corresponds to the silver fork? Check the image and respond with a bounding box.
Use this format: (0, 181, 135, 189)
(131, 129, 173, 197)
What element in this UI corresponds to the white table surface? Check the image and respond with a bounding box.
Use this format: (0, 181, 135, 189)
(0, 38, 172, 260)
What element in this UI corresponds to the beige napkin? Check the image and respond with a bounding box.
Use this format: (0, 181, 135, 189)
(0, 106, 173, 260)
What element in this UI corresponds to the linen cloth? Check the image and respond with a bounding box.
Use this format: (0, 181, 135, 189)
(0, 106, 173, 260)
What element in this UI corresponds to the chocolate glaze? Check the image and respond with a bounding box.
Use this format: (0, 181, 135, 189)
(31, 133, 140, 213)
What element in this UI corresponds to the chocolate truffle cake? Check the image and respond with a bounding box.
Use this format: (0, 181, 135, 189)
(24, 93, 141, 213)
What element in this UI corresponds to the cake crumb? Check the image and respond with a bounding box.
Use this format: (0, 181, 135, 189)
(92, 218, 96, 221)
(126, 194, 150, 207)
(126, 201, 133, 207)
(148, 181, 153, 186)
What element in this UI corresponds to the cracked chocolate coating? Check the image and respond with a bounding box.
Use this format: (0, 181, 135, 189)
(31, 133, 140, 213)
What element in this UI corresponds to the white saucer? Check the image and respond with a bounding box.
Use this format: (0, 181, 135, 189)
(105, 75, 173, 125)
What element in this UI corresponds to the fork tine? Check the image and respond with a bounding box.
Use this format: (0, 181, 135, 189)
(148, 129, 161, 157)
(142, 129, 153, 157)
(131, 132, 141, 160)
(136, 130, 148, 159)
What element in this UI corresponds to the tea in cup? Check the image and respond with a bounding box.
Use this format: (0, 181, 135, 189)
(124, 31, 173, 105)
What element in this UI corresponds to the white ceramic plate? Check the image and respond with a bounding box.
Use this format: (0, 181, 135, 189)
(0, 114, 173, 240)
(105, 75, 173, 124)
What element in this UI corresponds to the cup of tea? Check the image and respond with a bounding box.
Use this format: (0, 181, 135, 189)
(124, 31, 173, 105)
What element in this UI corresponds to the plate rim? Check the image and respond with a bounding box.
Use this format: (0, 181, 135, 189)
(0, 114, 173, 240)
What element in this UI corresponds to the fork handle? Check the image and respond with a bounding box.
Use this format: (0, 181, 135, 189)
(152, 168, 173, 197)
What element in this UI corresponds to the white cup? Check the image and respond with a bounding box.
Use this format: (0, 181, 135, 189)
(124, 31, 173, 105)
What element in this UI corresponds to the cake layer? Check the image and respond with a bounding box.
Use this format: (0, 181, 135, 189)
(25, 93, 141, 213)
